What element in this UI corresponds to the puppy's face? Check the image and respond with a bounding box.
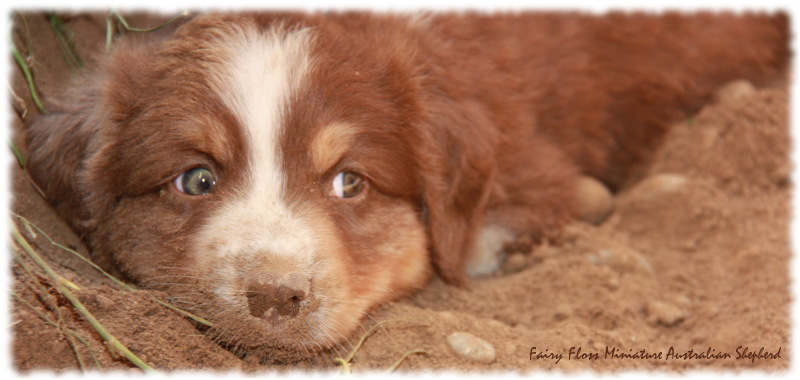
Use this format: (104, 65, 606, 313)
(28, 14, 447, 359)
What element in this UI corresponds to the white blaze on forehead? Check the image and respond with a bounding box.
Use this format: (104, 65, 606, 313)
(199, 22, 318, 265)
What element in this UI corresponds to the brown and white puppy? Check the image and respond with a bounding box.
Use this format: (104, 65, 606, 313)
(25, 12, 788, 361)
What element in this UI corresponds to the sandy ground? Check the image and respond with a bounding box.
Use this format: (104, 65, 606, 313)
(7, 11, 791, 373)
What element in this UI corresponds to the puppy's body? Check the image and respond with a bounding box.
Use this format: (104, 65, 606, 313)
(25, 12, 788, 360)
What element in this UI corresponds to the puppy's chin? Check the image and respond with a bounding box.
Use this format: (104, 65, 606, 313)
(185, 295, 342, 362)
(187, 290, 374, 363)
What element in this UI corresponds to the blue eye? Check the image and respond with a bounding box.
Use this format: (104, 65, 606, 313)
(332, 171, 365, 198)
(174, 168, 216, 195)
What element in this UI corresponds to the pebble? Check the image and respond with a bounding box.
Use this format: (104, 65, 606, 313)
(772, 162, 791, 187)
(629, 173, 689, 201)
(95, 294, 116, 310)
(699, 126, 721, 148)
(646, 300, 686, 327)
(587, 248, 653, 274)
(437, 311, 457, 322)
(575, 176, 614, 225)
(604, 274, 620, 291)
(502, 252, 528, 273)
(553, 305, 571, 321)
(715, 79, 756, 104)
(447, 332, 496, 364)
(702, 304, 720, 318)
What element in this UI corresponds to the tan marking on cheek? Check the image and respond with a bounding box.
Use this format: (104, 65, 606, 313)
(350, 202, 431, 305)
(292, 207, 367, 342)
(280, 201, 431, 345)
(382, 216, 431, 294)
(311, 122, 361, 173)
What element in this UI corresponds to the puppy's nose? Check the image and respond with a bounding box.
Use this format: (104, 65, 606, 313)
(245, 272, 310, 320)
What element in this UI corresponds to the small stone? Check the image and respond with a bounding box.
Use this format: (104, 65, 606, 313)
(715, 79, 756, 104)
(502, 252, 528, 274)
(587, 248, 653, 274)
(646, 300, 686, 327)
(575, 176, 614, 225)
(553, 306, 571, 321)
(604, 274, 620, 291)
(671, 294, 692, 308)
(437, 311, 457, 322)
(447, 332, 496, 364)
(86, 293, 115, 311)
(702, 304, 720, 318)
(699, 126, 721, 148)
(629, 173, 689, 201)
(772, 163, 791, 187)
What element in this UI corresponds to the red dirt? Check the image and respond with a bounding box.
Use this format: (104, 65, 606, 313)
(7, 11, 791, 373)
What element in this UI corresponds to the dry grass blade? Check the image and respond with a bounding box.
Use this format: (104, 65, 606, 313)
(24, 174, 47, 200)
(13, 247, 99, 371)
(57, 282, 156, 372)
(386, 349, 427, 373)
(13, 212, 135, 291)
(9, 253, 96, 369)
(10, 85, 28, 120)
(152, 298, 212, 327)
(11, 213, 213, 327)
(12, 291, 103, 371)
(12, 222, 157, 373)
(11, 40, 47, 114)
(335, 319, 428, 374)
(105, 10, 189, 50)
(11, 219, 79, 291)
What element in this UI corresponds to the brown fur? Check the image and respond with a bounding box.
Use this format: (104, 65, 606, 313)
(25, 11, 789, 360)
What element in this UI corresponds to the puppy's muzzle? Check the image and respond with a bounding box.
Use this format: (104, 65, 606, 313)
(245, 272, 311, 322)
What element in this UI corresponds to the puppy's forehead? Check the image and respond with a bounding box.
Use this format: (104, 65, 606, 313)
(188, 17, 322, 261)
(199, 18, 313, 191)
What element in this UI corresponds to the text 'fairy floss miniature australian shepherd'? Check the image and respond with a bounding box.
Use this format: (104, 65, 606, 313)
(25, 11, 788, 361)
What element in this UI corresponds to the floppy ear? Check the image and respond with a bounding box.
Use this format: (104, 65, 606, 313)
(26, 82, 108, 235)
(418, 99, 499, 286)
(24, 37, 161, 238)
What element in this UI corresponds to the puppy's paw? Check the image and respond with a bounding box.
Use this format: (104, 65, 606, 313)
(466, 224, 514, 277)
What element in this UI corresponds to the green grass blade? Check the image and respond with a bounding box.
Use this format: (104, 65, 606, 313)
(11, 41, 47, 114)
(9, 141, 25, 167)
(47, 12, 84, 70)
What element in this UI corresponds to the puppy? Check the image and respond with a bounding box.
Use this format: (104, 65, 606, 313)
(25, 11, 788, 361)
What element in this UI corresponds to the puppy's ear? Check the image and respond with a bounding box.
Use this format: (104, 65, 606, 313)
(418, 100, 498, 285)
(25, 37, 160, 236)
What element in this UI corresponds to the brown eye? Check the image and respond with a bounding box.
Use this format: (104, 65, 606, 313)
(174, 167, 216, 195)
(332, 171, 365, 198)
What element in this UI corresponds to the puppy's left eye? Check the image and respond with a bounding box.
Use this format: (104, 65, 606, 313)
(332, 171, 365, 198)
(174, 167, 216, 195)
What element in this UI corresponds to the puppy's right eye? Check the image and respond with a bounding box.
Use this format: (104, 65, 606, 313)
(174, 168, 216, 195)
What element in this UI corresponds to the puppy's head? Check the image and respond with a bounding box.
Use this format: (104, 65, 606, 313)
(25, 13, 492, 359)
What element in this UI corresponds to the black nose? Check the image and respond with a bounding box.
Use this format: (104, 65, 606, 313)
(245, 272, 310, 320)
